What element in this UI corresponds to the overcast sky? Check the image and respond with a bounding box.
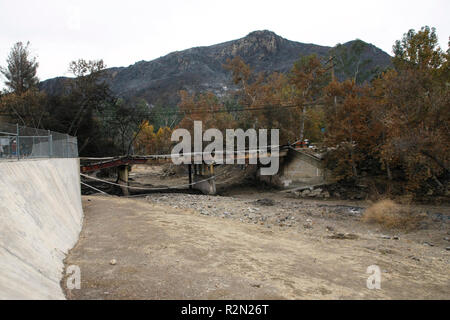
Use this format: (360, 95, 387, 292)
(0, 0, 449, 84)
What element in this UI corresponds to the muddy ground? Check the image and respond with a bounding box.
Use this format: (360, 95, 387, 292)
(63, 169, 450, 299)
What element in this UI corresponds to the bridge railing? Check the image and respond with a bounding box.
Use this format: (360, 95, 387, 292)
(0, 122, 78, 160)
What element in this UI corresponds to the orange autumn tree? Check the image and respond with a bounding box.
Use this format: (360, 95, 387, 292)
(223, 56, 326, 144)
(323, 80, 382, 180)
(374, 26, 449, 192)
(154, 126, 174, 155)
(134, 120, 173, 155)
(249, 71, 301, 143)
(134, 120, 156, 154)
(177, 90, 235, 138)
(322, 26, 449, 197)
(289, 54, 329, 142)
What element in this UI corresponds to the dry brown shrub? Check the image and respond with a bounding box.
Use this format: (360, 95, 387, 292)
(362, 200, 424, 230)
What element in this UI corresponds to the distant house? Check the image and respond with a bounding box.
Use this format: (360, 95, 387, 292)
(258, 148, 332, 188)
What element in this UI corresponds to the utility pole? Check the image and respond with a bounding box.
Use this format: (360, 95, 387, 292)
(330, 55, 338, 116)
(330, 55, 335, 82)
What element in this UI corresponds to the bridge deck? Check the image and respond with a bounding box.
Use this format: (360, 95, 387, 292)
(80, 149, 289, 173)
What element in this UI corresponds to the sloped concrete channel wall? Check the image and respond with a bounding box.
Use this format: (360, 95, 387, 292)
(0, 159, 83, 299)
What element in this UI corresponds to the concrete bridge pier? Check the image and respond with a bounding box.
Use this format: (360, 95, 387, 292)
(117, 165, 130, 196)
(192, 163, 216, 195)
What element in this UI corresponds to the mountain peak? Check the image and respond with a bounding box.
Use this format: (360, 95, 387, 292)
(246, 30, 279, 38)
(232, 30, 284, 56)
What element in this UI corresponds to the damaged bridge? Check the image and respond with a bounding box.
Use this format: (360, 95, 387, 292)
(80, 146, 328, 195)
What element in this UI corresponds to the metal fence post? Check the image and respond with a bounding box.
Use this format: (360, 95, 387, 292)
(66, 134, 69, 158)
(48, 130, 53, 158)
(16, 123, 20, 160)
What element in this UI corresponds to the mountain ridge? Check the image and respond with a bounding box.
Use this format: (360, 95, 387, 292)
(40, 30, 392, 106)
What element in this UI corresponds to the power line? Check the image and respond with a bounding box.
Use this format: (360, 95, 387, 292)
(80, 181, 112, 196)
(80, 171, 226, 191)
(0, 100, 324, 118)
(95, 100, 324, 118)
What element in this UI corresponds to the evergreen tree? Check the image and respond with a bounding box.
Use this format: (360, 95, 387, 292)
(1, 42, 39, 93)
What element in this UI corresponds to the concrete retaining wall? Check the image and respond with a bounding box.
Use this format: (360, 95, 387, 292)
(0, 158, 83, 299)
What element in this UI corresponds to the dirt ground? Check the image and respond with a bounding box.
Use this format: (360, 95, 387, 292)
(62, 188, 450, 299)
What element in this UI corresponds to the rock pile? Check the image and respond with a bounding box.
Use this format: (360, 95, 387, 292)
(144, 193, 364, 230)
(293, 184, 369, 200)
(294, 187, 330, 199)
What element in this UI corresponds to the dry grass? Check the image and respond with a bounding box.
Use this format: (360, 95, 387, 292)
(362, 199, 424, 230)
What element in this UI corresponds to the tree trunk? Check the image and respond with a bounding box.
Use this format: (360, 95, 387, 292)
(299, 105, 306, 142)
(385, 160, 392, 180)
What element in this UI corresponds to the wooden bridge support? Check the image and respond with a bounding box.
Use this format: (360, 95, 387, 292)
(118, 165, 130, 196)
(192, 163, 216, 195)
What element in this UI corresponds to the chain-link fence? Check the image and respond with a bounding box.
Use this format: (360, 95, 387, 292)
(0, 122, 78, 160)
